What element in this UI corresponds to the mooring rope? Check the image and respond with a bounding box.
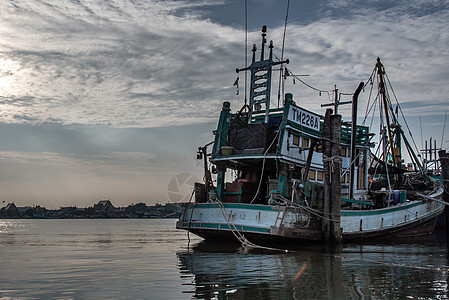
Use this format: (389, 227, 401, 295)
(322, 155, 342, 184)
(272, 193, 340, 222)
(250, 122, 282, 204)
(186, 188, 196, 248)
(214, 199, 289, 252)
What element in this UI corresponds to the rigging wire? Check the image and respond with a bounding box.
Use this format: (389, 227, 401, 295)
(249, 121, 282, 204)
(286, 70, 332, 94)
(420, 116, 424, 153)
(442, 110, 447, 149)
(244, 0, 248, 107)
(361, 69, 376, 126)
(368, 95, 379, 134)
(268, 46, 357, 98)
(384, 73, 421, 158)
(268, 48, 332, 95)
(362, 64, 429, 179)
(361, 69, 380, 140)
(378, 89, 386, 160)
(277, 0, 290, 108)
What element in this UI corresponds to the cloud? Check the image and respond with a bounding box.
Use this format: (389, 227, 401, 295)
(0, 0, 447, 128)
(0, 0, 241, 126)
(269, 3, 449, 120)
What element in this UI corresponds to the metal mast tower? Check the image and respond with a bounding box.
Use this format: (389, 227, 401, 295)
(236, 26, 289, 123)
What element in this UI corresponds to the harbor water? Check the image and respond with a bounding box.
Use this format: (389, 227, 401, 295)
(1, 218, 448, 299)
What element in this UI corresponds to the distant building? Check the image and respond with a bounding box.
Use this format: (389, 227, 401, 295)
(58, 206, 78, 218)
(94, 199, 115, 212)
(4, 203, 19, 216)
(18, 206, 34, 217)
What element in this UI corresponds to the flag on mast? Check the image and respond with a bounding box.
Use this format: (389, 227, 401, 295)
(233, 77, 239, 95)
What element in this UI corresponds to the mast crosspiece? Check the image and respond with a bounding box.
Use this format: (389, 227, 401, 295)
(321, 85, 352, 115)
(236, 26, 289, 123)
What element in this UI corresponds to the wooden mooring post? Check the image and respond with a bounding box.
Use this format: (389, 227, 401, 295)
(323, 82, 364, 243)
(323, 108, 342, 243)
(438, 150, 449, 241)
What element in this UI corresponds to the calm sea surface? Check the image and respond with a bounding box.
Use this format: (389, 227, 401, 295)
(0, 218, 448, 299)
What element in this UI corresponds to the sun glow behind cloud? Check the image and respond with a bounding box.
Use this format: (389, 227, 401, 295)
(0, 55, 22, 95)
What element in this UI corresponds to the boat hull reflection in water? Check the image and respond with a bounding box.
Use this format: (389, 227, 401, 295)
(178, 238, 449, 299)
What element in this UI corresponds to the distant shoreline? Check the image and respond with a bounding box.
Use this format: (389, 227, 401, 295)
(0, 216, 179, 219)
(1, 201, 181, 219)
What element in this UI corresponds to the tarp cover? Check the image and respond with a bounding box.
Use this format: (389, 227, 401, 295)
(368, 152, 406, 175)
(229, 123, 266, 152)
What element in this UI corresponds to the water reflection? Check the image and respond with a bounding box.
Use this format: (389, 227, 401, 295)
(178, 239, 449, 299)
(1, 219, 448, 299)
(178, 242, 346, 299)
(0, 219, 27, 233)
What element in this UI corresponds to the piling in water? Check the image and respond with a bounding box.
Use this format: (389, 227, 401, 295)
(322, 108, 342, 243)
(438, 150, 449, 242)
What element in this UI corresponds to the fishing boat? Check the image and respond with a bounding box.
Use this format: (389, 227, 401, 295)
(176, 27, 445, 245)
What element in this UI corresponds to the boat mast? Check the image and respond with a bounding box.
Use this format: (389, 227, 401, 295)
(236, 26, 289, 123)
(320, 85, 352, 114)
(376, 58, 397, 169)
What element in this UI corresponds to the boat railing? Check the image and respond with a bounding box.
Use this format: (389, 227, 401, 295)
(341, 122, 371, 146)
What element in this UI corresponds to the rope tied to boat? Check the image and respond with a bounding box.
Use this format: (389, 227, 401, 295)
(416, 191, 449, 206)
(249, 121, 282, 204)
(186, 188, 196, 249)
(322, 155, 342, 183)
(213, 198, 289, 252)
(272, 192, 341, 222)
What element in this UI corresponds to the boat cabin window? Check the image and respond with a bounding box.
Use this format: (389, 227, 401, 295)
(309, 169, 316, 180)
(341, 173, 351, 184)
(292, 135, 300, 146)
(341, 147, 352, 157)
(302, 137, 310, 148)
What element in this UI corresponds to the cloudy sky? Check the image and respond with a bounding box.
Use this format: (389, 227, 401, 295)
(0, 0, 448, 208)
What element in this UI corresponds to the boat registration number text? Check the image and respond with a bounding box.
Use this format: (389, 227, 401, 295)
(288, 106, 320, 131)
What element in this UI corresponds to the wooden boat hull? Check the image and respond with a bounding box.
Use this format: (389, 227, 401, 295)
(176, 188, 445, 243)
